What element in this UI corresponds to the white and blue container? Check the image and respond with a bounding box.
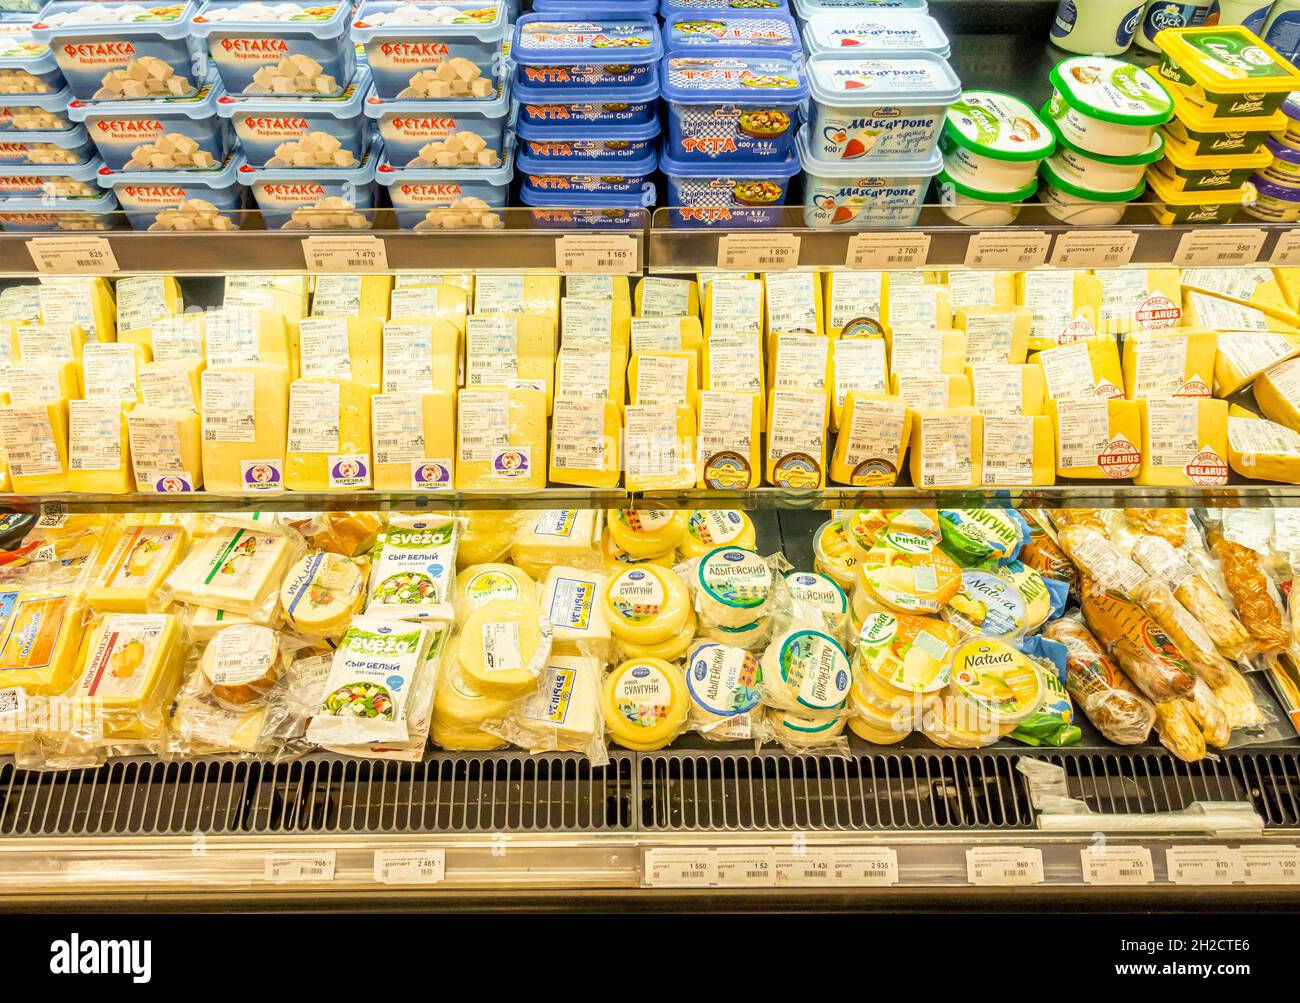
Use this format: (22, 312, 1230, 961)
(0, 123, 94, 165)
(519, 182, 653, 227)
(364, 77, 511, 167)
(512, 15, 662, 91)
(0, 188, 117, 229)
(1243, 173, 1300, 223)
(375, 141, 513, 229)
(0, 152, 99, 195)
(0, 21, 66, 94)
(796, 126, 941, 227)
(191, 0, 355, 97)
(239, 142, 379, 228)
(661, 145, 800, 226)
(535, 0, 660, 12)
(352, 0, 508, 102)
(30, 2, 202, 101)
(516, 147, 657, 197)
(67, 77, 229, 171)
(805, 51, 960, 163)
(516, 116, 660, 162)
(97, 153, 244, 229)
(662, 12, 801, 55)
(792, 0, 928, 15)
(801, 10, 950, 57)
(662, 54, 807, 162)
(0, 86, 71, 129)
(514, 72, 659, 127)
(662, 0, 791, 12)
(219, 68, 370, 169)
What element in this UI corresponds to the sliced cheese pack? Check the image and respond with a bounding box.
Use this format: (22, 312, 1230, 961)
(1122, 327, 1216, 399)
(830, 393, 911, 487)
(280, 551, 365, 638)
(1213, 330, 1300, 397)
(126, 404, 203, 493)
(981, 414, 1055, 487)
(697, 390, 762, 489)
(1227, 411, 1300, 482)
(1017, 269, 1104, 349)
(200, 366, 290, 493)
(624, 403, 697, 491)
(955, 305, 1031, 365)
(549, 396, 620, 488)
(68, 399, 133, 494)
(891, 372, 972, 410)
(763, 271, 824, 339)
(0, 588, 83, 694)
(822, 270, 885, 339)
(766, 388, 828, 488)
(1135, 398, 1229, 486)
(0, 400, 70, 494)
(540, 565, 610, 657)
(297, 315, 383, 388)
(1034, 338, 1124, 400)
(284, 378, 374, 492)
(388, 281, 469, 336)
(115, 274, 182, 348)
(65, 612, 183, 742)
(455, 387, 547, 491)
(1184, 290, 1300, 334)
(474, 274, 560, 348)
(467, 314, 555, 411)
(367, 517, 457, 622)
(828, 335, 888, 430)
(1047, 397, 1142, 479)
(38, 277, 115, 343)
(635, 276, 700, 319)
(1095, 268, 1183, 335)
(967, 363, 1046, 415)
(908, 407, 983, 489)
(511, 509, 600, 579)
(311, 274, 392, 321)
(87, 524, 187, 613)
(1253, 357, 1300, 434)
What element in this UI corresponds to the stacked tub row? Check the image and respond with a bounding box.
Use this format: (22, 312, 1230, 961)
(360, 0, 516, 231)
(0, 15, 113, 231)
(510, 12, 662, 227)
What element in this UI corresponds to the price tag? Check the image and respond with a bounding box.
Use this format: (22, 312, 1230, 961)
(965, 846, 1044, 886)
(715, 847, 777, 887)
(964, 231, 1050, 270)
(1271, 230, 1300, 266)
(1165, 845, 1245, 885)
(845, 231, 930, 270)
(555, 234, 639, 274)
(1240, 845, 1300, 884)
(301, 235, 389, 273)
(1081, 845, 1154, 885)
(1173, 228, 1266, 267)
(265, 851, 337, 883)
(26, 236, 118, 275)
(1050, 229, 1139, 269)
(643, 848, 718, 887)
(717, 232, 801, 271)
(373, 849, 446, 885)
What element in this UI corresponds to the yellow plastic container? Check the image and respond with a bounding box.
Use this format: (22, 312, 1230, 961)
(1152, 26, 1300, 121)
(1145, 166, 1249, 224)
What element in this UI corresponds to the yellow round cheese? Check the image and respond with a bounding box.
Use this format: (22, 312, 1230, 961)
(602, 564, 690, 646)
(279, 551, 365, 638)
(200, 625, 282, 709)
(456, 525, 515, 568)
(435, 662, 513, 727)
(457, 599, 554, 699)
(454, 563, 537, 618)
(760, 628, 852, 713)
(601, 527, 676, 572)
(701, 614, 772, 651)
(948, 638, 1046, 728)
(848, 713, 910, 745)
(616, 611, 697, 662)
(601, 658, 689, 750)
(607, 508, 688, 558)
(853, 610, 958, 698)
(848, 672, 923, 734)
(857, 529, 963, 615)
(679, 510, 757, 559)
(812, 519, 857, 590)
(431, 721, 508, 751)
(919, 695, 1009, 749)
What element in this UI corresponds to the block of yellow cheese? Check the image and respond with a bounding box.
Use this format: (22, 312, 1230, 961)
(763, 271, 825, 340)
(697, 390, 762, 489)
(566, 273, 631, 307)
(767, 333, 830, 395)
(311, 274, 392, 320)
(966, 363, 1046, 415)
(137, 360, 200, 412)
(829, 393, 911, 486)
(1252, 357, 1300, 434)
(204, 303, 291, 372)
(981, 414, 1054, 487)
(284, 377, 375, 491)
(86, 523, 188, 613)
(1047, 397, 1141, 479)
(65, 612, 183, 742)
(1183, 290, 1300, 334)
(908, 407, 983, 488)
(474, 274, 560, 349)
(457, 598, 552, 699)
(549, 396, 621, 488)
(115, 275, 182, 349)
(200, 365, 290, 494)
(388, 282, 469, 336)
(297, 315, 382, 388)
(630, 315, 704, 361)
(38, 277, 115, 343)
(1227, 411, 1300, 482)
(765, 388, 828, 488)
(381, 317, 461, 397)
(455, 386, 547, 491)
(371, 390, 455, 491)
(829, 335, 888, 430)
(882, 281, 952, 337)
(6, 360, 79, 404)
(625, 403, 697, 490)
(886, 328, 967, 377)
(17, 322, 87, 392)
(629, 350, 699, 409)
(126, 404, 203, 492)
(1122, 328, 1217, 399)
(511, 510, 601, 579)
(68, 399, 133, 494)
(635, 276, 700, 319)
(1213, 330, 1300, 397)
(1095, 267, 1183, 334)
(1034, 338, 1124, 400)
(466, 313, 555, 412)
(225, 285, 305, 377)
(0, 400, 68, 493)
(561, 295, 630, 357)
(1017, 269, 1104, 349)
(1135, 397, 1229, 486)
(1181, 267, 1298, 324)
(555, 339, 626, 405)
(944, 270, 1017, 312)
(822, 270, 885, 339)
(83, 341, 150, 404)
(891, 372, 971, 410)
(954, 305, 1031, 365)
(704, 277, 764, 340)
(0, 587, 83, 694)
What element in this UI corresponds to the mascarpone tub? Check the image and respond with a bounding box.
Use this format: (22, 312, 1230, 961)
(797, 124, 940, 227)
(936, 168, 1035, 226)
(1044, 55, 1173, 158)
(939, 90, 1054, 194)
(800, 9, 949, 57)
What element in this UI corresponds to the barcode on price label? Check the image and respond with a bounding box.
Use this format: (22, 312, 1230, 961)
(643, 848, 718, 887)
(301, 235, 389, 273)
(716, 847, 777, 886)
(717, 232, 801, 270)
(966, 846, 1044, 885)
(26, 236, 119, 275)
(1239, 845, 1300, 884)
(265, 851, 337, 883)
(1271, 231, 1300, 266)
(1050, 230, 1138, 269)
(846, 232, 930, 270)
(373, 849, 446, 885)
(964, 231, 1050, 270)
(555, 234, 639, 274)
(1081, 845, 1154, 885)
(1165, 845, 1245, 885)
(1173, 228, 1266, 267)
(776, 847, 899, 887)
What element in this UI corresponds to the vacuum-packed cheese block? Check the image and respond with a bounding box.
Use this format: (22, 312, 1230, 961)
(955, 305, 1032, 365)
(455, 387, 547, 491)
(822, 270, 885, 339)
(886, 328, 967, 377)
(200, 365, 290, 494)
(458, 598, 552, 699)
(1181, 267, 1297, 323)
(203, 302, 292, 372)
(127, 404, 203, 492)
(138, 360, 202, 411)
(549, 396, 620, 488)
(68, 399, 133, 494)
(372, 390, 455, 492)
(540, 567, 611, 657)
(87, 524, 187, 613)
(17, 322, 87, 392)
(1095, 268, 1183, 335)
(311, 274, 392, 320)
(555, 340, 626, 405)
(697, 390, 762, 490)
(474, 274, 560, 348)
(629, 350, 699, 409)
(944, 270, 1017, 312)
(1017, 269, 1104, 349)
(297, 315, 383, 388)
(625, 403, 697, 491)
(967, 363, 1046, 415)
(908, 407, 983, 489)
(1047, 397, 1142, 479)
(561, 295, 631, 357)
(635, 276, 700, 319)
(466, 314, 554, 412)
(882, 280, 952, 336)
(0, 399, 69, 494)
(115, 275, 182, 348)
(1135, 398, 1229, 487)
(767, 333, 830, 395)
(766, 388, 828, 488)
(224, 285, 305, 378)
(388, 282, 469, 336)
(630, 315, 704, 361)
(981, 414, 1054, 487)
(511, 510, 600, 579)
(381, 317, 461, 397)
(567, 274, 631, 308)
(763, 271, 825, 339)
(1227, 412, 1300, 482)
(166, 524, 298, 615)
(0, 588, 83, 694)
(1034, 338, 1124, 400)
(83, 341, 150, 404)
(66, 612, 183, 741)
(704, 277, 764, 340)
(1253, 357, 1300, 434)
(1183, 290, 1300, 334)
(829, 335, 887, 430)
(6, 361, 78, 406)
(1122, 328, 1216, 399)
(1213, 330, 1300, 397)
(703, 332, 765, 426)
(38, 277, 115, 343)
(284, 378, 374, 491)
(829, 393, 910, 486)
(891, 372, 971, 411)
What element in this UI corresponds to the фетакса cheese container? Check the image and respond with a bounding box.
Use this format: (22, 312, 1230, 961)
(68, 76, 231, 171)
(939, 90, 1055, 193)
(376, 138, 512, 229)
(1152, 23, 1300, 122)
(366, 74, 511, 166)
(0, 153, 99, 196)
(0, 20, 66, 95)
(800, 9, 949, 58)
(0, 189, 116, 230)
(97, 152, 244, 230)
(0, 86, 72, 131)
(30, 1, 201, 102)
(1044, 55, 1174, 158)
(796, 124, 940, 227)
(0, 123, 94, 166)
(511, 15, 663, 91)
(352, 0, 509, 102)
(804, 51, 961, 163)
(239, 142, 379, 228)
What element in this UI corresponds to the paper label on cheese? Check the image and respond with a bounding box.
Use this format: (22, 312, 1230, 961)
(1099, 270, 1148, 324)
(983, 415, 1034, 486)
(139, 366, 196, 410)
(625, 404, 681, 480)
(458, 390, 511, 463)
(889, 284, 940, 329)
(964, 313, 1015, 365)
(1039, 342, 1097, 399)
(1133, 335, 1190, 397)
(116, 276, 168, 334)
(372, 393, 425, 465)
(710, 279, 762, 337)
(631, 317, 682, 353)
(896, 373, 952, 410)
(288, 382, 341, 454)
(82, 343, 138, 403)
(774, 335, 827, 392)
(0, 286, 40, 322)
(634, 354, 689, 404)
(204, 624, 276, 686)
(127, 414, 189, 477)
(1182, 267, 1272, 300)
(832, 338, 887, 406)
(1022, 270, 1077, 345)
(889, 329, 942, 377)
(768, 389, 825, 487)
(240, 458, 284, 493)
(918, 414, 973, 487)
(699, 391, 755, 488)
(201, 370, 256, 444)
(38, 283, 93, 329)
(640, 277, 691, 318)
(69, 399, 121, 472)
(1145, 398, 1198, 468)
(557, 346, 611, 399)
(948, 271, 997, 309)
(312, 275, 363, 317)
(467, 315, 519, 387)
(843, 398, 905, 484)
(475, 274, 525, 314)
(382, 323, 435, 394)
(0, 406, 61, 477)
(389, 286, 438, 317)
(1265, 358, 1300, 409)
(151, 315, 204, 364)
(1190, 291, 1268, 331)
(765, 272, 818, 334)
(547, 575, 598, 634)
(561, 297, 612, 346)
(970, 363, 1023, 414)
(204, 307, 261, 367)
(1229, 416, 1300, 457)
(7, 367, 62, 407)
(551, 396, 608, 472)
(74, 614, 170, 700)
(1218, 331, 1293, 378)
(830, 271, 884, 330)
(708, 334, 762, 395)
(299, 317, 353, 380)
(567, 274, 613, 300)
(18, 324, 74, 363)
(482, 620, 523, 672)
(609, 567, 665, 621)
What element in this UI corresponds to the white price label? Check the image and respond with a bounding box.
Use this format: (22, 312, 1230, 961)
(845, 231, 930, 270)
(771, 847, 898, 886)
(964, 231, 1050, 270)
(1050, 230, 1138, 268)
(1165, 846, 1245, 885)
(555, 234, 639, 274)
(717, 232, 801, 271)
(26, 237, 118, 275)
(301, 235, 389, 273)
(1174, 228, 1266, 267)
(715, 848, 778, 887)
(265, 851, 337, 883)
(1081, 845, 1154, 885)
(373, 849, 446, 885)
(643, 848, 718, 887)
(1240, 845, 1300, 884)
(965, 846, 1044, 886)
(1271, 230, 1300, 266)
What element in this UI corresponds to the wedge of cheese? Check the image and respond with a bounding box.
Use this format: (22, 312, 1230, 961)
(944, 270, 1017, 312)
(1254, 356, 1300, 434)
(1034, 338, 1124, 400)
(966, 363, 1046, 415)
(382, 317, 461, 397)
(225, 285, 305, 377)
(0, 400, 69, 494)
(203, 303, 291, 372)
(566, 273, 630, 307)
(908, 407, 983, 488)
(511, 510, 600, 579)
(1213, 330, 1300, 397)
(372, 390, 455, 491)
(891, 372, 971, 411)
(466, 314, 555, 412)
(829, 393, 911, 486)
(200, 365, 290, 494)
(1181, 267, 1298, 324)
(981, 414, 1054, 487)
(126, 404, 203, 492)
(83, 341, 150, 404)
(1135, 397, 1229, 486)
(7, 360, 79, 403)
(1017, 269, 1104, 350)
(138, 360, 201, 412)
(1122, 328, 1217, 399)
(284, 378, 374, 492)
(954, 305, 1032, 366)
(549, 396, 621, 488)
(625, 403, 697, 491)
(766, 388, 828, 488)
(68, 399, 133, 494)
(829, 335, 888, 430)
(388, 282, 469, 336)
(764, 271, 825, 340)
(767, 334, 830, 395)
(455, 386, 548, 491)
(16, 322, 87, 392)
(115, 275, 182, 349)
(635, 276, 700, 319)
(561, 295, 631, 357)
(697, 390, 762, 489)
(822, 270, 885, 339)
(704, 277, 764, 340)
(474, 274, 560, 349)
(1095, 268, 1184, 335)
(1047, 397, 1141, 479)
(630, 315, 704, 360)
(311, 274, 392, 320)
(555, 340, 626, 406)
(1183, 289, 1300, 334)
(38, 277, 115, 343)
(883, 280, 952, 337)
(1227, 411, 1300, 482)
(297, 315, 383, 388)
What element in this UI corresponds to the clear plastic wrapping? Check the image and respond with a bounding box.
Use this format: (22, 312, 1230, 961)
(1123, 508, 1187, 546)
(1079, 578, 1197, 703)
(1133, 577, 1234, 687)
(1207, 528, 1290, 655)
(1043, 615, 1156, 746)
(483, 653, 609, 765)
(1130, 534, 1252, 661)
(1152, 700, 1207, 763)
(682, 640, 764, 744)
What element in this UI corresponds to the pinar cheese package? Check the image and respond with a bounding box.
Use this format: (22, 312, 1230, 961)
(854, 610, 959, 696)
(856, 528, 963, 616)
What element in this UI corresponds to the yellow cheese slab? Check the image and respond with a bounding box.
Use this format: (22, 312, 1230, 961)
(87, 524, 188, 613)
(883, 281, 952, 337)
(225, 285, 305, 377)
(66, 612, 183, 741)
(1122, 327, 1217, 399)
(372, 390, 455, 491)
(200, 365, 290, 494)
(1181, 267, 1298, 323)
(1094, 268, 1183, 335)
(943, 270, 1017, 312)
(886, 328, 967, 377)
(68, 399, 133, 494)
(454, 386, 548, 491)
(630, 316, 704, 366)
(474, 274, 560, 349)
(38, 277, 115, 343)
(822, 270, 885, 339)
(0, 399, 69, 494)
(908, 407, 983, 488)
(1183, 289, 1300, 334)
(83, 341, 150, 404)
(1227, 412, 1300, 482)
(891, 372, 972, 410)
(284, 378, 374, 492)
(765, 388, 828, 488)
(1253, 357, 1300, 434)
(561, 296, 631, 357)
(311, 274, 392, 320)
(467, 313, 555, 411)
(828, 334, 888, 430)
(981, 414, 1054, 486)
(7, 359, 79, 403)
(1017, 270, 1104, 350)
(511, 510, 600, 579)
(17, 322, 87, 391)
(115, 275, 182, 348)
(1047, 397, 1142, 479)
(0, 589, 84, 695)
(381, 317, 461, 397)
(203, 302, 291, 373)
(1033, 338, 1124, 399)
(966, 363, 1046, 415)
(829, 393, 911, 486)
(1135, 397, 1229, 486)
(704, 277, 764, 341)
(549, 396, 621, 488)
(954, 305, 1032, 365)
(763, 271, 825, 340)
(767, 333, 831, 395)
(1213, 330, 1300, 397)
(566, 274, 631, 307)
(625, 402, 697, 490)
(137, 360, 201, 412)
(697, 389, 762, 489)
(555, 339, 626, 405)
(388, 282, 469, 336)
(635, 276, 700, 319)
(126, 404, 203, 492)
(628, 350, 699, 410)
(297, 315, 383, 388)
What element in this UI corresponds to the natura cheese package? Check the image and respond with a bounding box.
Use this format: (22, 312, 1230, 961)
(366, 518, 457, 622)
(1047, 397, 1142, 479)
(1017, 269, 1103, 349)
(454, 387, 548, 491)
(1034, 338, 1124, 400)
(981, 414, 1055, 487)
(697, 390, 762, 490)
(1213, 330, 1300, 397)
(511, 510, 600, 579)
(371, 390, 455, 492)
(625, 403, 697, 491)
(284, 377, 375, 492)
(200, 365, 290, 494)
(766, 388, 828, 488)
(549, 396, 621, 488)
(955, 305, 1032, 365)
(126, 404, 203, 493)
(1135, 398, 1229, 487)
(1122, 328, 1216, 399)
(86, 524, 187, 614)
(68, 399, 133, 495)
(908, 407, 984, 489)
(1227, 412, 1300, 482)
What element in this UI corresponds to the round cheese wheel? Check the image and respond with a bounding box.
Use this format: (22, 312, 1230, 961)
(848, 713, 911, 746)
(616, 611, 697, 662)
(785, 570, 847, 623)
(948, 638, 1046, 727)
(457, 599, 554, 698)
(201, 624, 281, 709)
(696, 546, 772, 629)
(760, 628, 852, 712)
(920, 695, 1010, 749)
(849, 671, 923, 730)
(431, 721, 509, 751)
(455, 563, 537, 617)
(279, 551, 365, 638)
(601, 527, 677, 572)
(601, 657, 689, 750)
(812, 519, 857, 590)
(769, 707, 847, 749)
(679, 510, 756, 559)
(607, 508, 688, 558)
(700, 614, 772, 652)
(854, 610, 958, 697)
(684, 641, 762, 732)
(434, 663, 514, 728)
(602, 564, 690, 646)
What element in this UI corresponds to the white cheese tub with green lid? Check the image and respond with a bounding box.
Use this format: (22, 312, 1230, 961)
(1044, 55, 1174, 158)
(1038, 157, 1146, 225)
(939, 90, 1054, 194)
(936, 168, 1036, 226)
(1043, 113, 1164, 193)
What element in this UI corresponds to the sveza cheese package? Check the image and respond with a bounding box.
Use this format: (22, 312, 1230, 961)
(635, 276, 701, 319)
(0, 400, 70, 494)
(697, 390, 762, 490)
(457, 598, 554, 699)
(86, 524, 187, 613)
(510, 510, 600, 580)
(1017, 269, 1103, 349)
(954, 305, 1032, 365)
(284, 377, 375, 491)
(759, 627, 852, 714)
(683, 641, 763, 741)
(0, 588, 84, 695)
(126, 404, 203, 493)
(981, 414, 1055, 487)
(1135, 398, 1229, 487)
(540, 565, 610, 658)
(695, 546, 772, 630)
(1122, 328, 1217, 399)
(371, 390, 455, 492)
(200, 366, 290, 494)
(279, 551, 366, 638)
(311, 275, 393, 321)
(624, 403, 697, 491)
(1095, 268, 1183, 335)
(549, 395, 620, 489)
(161, 523, 301, 618)
(1254, 357, 1300, 434)
(1047, 398, 1142, 479)
(1227, 411, 1300, 483)
(455, 387, 547, 491)
(381, 317, 461, 397)
(68, 399, 133, 495)
(489, 653, 606, 761)
(601, 657, 689, 751)
(967, 363, 1047, 415)
(766, 388, 828, 488)
(38, 278, 116, 343)
(1213, 330, 1300, 397)
(367, 518, 457, 622)
(680, 511, 756, 560)
(1034, 339, 1124, 400)
(909, 407, 984, 489)
(466, 313, 555, 412)
(297, 314, 383, 388)
(607, 509, 688, 559)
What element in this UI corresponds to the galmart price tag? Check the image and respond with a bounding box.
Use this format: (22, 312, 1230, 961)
(1271, 230, 1300, 266)
(715, 847, 777, 887)
(265, 851, 337, 883)
(643, 848, 718, 887)
(373, 849, 446, 885)
(717, 232, 801, 270)
(1240, 845, 1300, 884)
(964, 231, 1050, 270)
(27, 236, 118, 275)
(966, 846, 1044, 886)
(301, 235, 389, 273)
(1173, 228, 1266, 267)
(1050, 229, 1138, 268)
(1081, 845, 1154, 885)
(1165, 846, 1244, 885)
(845, 231, 930, 270)
(555, 234, 639, 274)
(775, 847, 899, 887)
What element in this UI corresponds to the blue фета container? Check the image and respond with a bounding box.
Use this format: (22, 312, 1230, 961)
(514, 70, 659, 127)
(516, 115, 660, 162)
(662, 11, 801, 56)
(96, 151, 245, 230)
(660, 143, 800, 227)
(364, 73, 512, 167)
(238, 140, 380, 229)
(512, 14, 662, 91)
(519, 180, 654, 227)
(515, 145, 657, 197)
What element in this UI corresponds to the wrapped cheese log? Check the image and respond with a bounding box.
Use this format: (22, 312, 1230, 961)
(1132, 577, 1234, 687)
(1058, 524, 1147, 592)
(1043, 616, 1155, 746)
(1123, 508, 1186, 546)
(1053, 509, 1109, 534)
(1207, 531, 1290, 654)
(1211, 665, 1266, 730)
(1079, 577, 1196, 703)
(1189, 678, 1231, 749)
(1130, 535, 1251, 661)
(1152, 700, 1207, 762)
(1020, 511, 1077, 593)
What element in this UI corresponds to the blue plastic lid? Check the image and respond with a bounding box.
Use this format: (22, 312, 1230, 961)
(795, 124, 941, 177)
(32, 1, 198, 40)
(512, 14, 662, 66)
(363, 73, 512, 120)
(1283, 93, 1300, 123)
(0, 84, 72, 110)
(663, 12, 800, 54)
(512, 66, 658, 105)
(0, 153, 100, 179)
(1266, 135, 1300, 166)
(660, 143, 799, 177)
(97, 150, 246, 188)
(534, 0, 659, 13)
(519, 177, 656, 207)
(516, 114, 660, 143)
(1253, 174, 1300, 201)
(660, 54, 807, 104)
(0, 189, 117, 211)
(662, 0, 789, 11)
(375, 137, 515, 187)
(792, 0, 927, 14)
(802, 11, 950, 57)
(806, 51, 961, 109)
(516, 145, 658, 177)
(68, 75, 226, 121)
(192, 0, 351, 38)
(237, 141, 379, 184)
(0, 21, 56, 71)
(3, 123, 89, 147)
(218, 67, 369, 120)
(351, 1, 508, 43)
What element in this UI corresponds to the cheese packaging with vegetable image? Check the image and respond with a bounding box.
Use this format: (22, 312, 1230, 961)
(695, 546, 772, 630)
(0, 588, 84, 695)
(607, 509, 688, 558)
(367, 518, 457, 622)
(510, 510, 600, 580)
(602, 657, 690, 752)
(67, 399, 133, 495)
(945, 637, 1046, 728)
(540, 565, 610, 658)
(1213, 330, 1300, 397)
(1017, 269, 1104, 350)
(126, 404, 203, 493)
(1121, 327, 1216, 399)
(371, 390, 455, 492)
(280, 551, 365, 638)
(602, 564, 691, 648)
(1135, 397, 1229, 486)
(765, 388, 828, 488)
(283, 378, 374, 491)
(162, 523, 300, 618)
(697, 390, 762, 490)
(199, 366, 289, 494)
(679, 511, 756, 560)
(86, 524, 187, 613)
(908, 407, 984, 489)
(457, 599, 554, 700)
(684, 641, 763, 741)
(455, 387, 547, 491)
(760, 627, 852, 713)
(1048, 397, 1142, 479)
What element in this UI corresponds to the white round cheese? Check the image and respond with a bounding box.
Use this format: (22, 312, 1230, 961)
(760, 628, 852, 713)
(695, 546, 772, 629)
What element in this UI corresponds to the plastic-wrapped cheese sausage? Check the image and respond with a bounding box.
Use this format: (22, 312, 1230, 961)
(1189, 678, 1231, 749)
(1211, 664, 1266, 730)
(1132, 577, 1234, 687)
(1123, 508, 1186, 546)
(1130, 535, 1251, 661)
(1042, 616, 1155, 746)
(1152, 700, 1207, 762)
(1058, 525, 1147, 592)
(1207, 530, 1290, 654)
(1079, 577, 1196, 702)
(1020, 511, 1077, 593)
(1053, 509, 1109, 533)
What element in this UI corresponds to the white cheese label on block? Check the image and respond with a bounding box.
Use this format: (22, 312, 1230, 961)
(552, 396, 608, 472)
(382, 323, 435, 393)
(774, 334, 827, 391)
(1218, 331, 1294, 380)
(636, 353, 690, 404)
(639, 277, 691, 318)
(139, 366, 196, 410)
(1133, 335, 1189, 397)
(1189, 291, 1268, 331)
(971, 364, 1023, 414)
(18, 324, 74, 363)
(299, 317, 353, 379)
(829, 271, 883, 329)
(918, 414, 973, 487)
(151, 315, 205, 364)
(631, 317, 682, 353)
(1056, 399, 1112, 470)
(467, 315, 519, 387)
(983, 415, 1034, 486)
(561, 297, 612, 346)
(765, 272, 818, 333)
(371, 393, 424, 465)
(710, 279, 762, 337)
(116, 275, 168, 334)
(843, 399, 905, 470)
(474, 275, 525, 314)
(82, 343, 138, 402)
(311, 275, 362, 317)
(458, 390, 510, 463)
(708, 334, 763, 395)
(896, 373, 952, 409)
(68, 399, 121, 472)
(768, 390, 824, 461)
(625, 404, 679, 479)
(1022, 270, 1077, 345)
(201, 370, 257, 444)
(1038, 342, 1097, 399)
(832, 338, 887, 406)
(288, 382, 341, 454)
(390, 286, 440, 318)
(567, 274, 613, 300)
(964, 313, 1014, 365)
(557, 346, 611, 399)
(0, 406, 61, 477)
(205, 307, 260, 367)
(700, 391, 755, 463)
(947, 270, 997, 309)
(889, 329, 941, 376)
(1144, 398, 1199, 469)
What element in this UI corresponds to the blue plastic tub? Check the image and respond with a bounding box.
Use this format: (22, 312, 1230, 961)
(31, 1, 202, 101)
(512, 15, 662, 90)
(663, 12, 801, 55)
(0, 152, 99, 196)
(516, 146, 657, 196)
(534, 0, 660, 12)
(0, 20, 66, 94)
(375, 140, 512, 229)
(0, 188, 117, 229)
(519, 180, 653, 226)
(0, 124, 94, 165)
(364, 76, 511, 166)
(661, 54, 807, 161)
(238, 142, 379, 229)
(516, 116, 659, 162)
(68, 76, 229, 171)
(661, 144, 799, 227)
(514, 71, 659, 127)
(0, 86, 71, 129)
(796, 125, 940, 227)
(217, 67, 369, 169)
(352, 0, 508, 102)
(662, 0, 790, 12)
(801, 10, 950, 57)
(97, 152, 245, 230)
(191, 0, 355, 98)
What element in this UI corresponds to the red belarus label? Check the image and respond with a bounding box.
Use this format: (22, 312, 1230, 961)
(1099, 436, 1140, 479)
(1175, 378, 1211, 398)
(1185, 449, 1228, 486)
(1135, 293, 1181, 330)
(1094, 381, 1124, 399)
(1057, 316, 1097, 344)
